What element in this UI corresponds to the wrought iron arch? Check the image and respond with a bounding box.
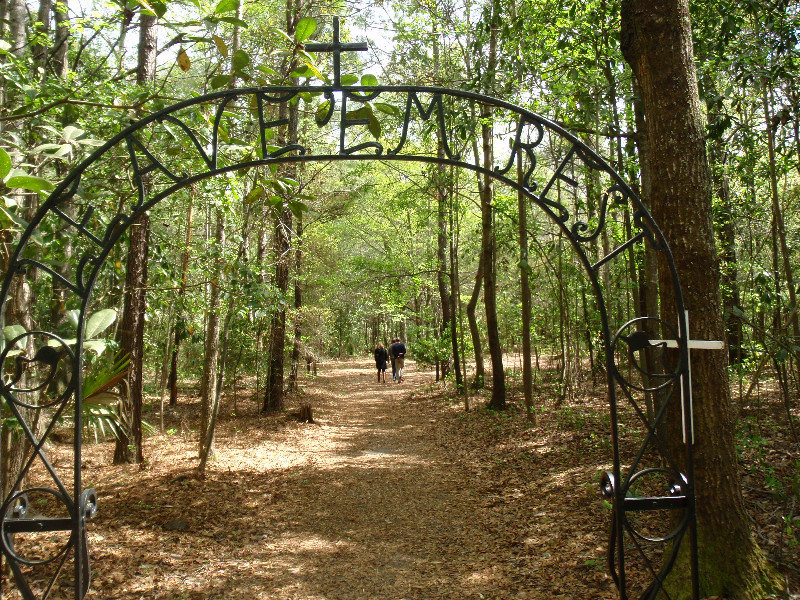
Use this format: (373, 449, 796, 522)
(0, 49, 699, 600)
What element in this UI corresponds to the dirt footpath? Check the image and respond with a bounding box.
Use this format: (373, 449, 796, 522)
(46, 358, 617, 600)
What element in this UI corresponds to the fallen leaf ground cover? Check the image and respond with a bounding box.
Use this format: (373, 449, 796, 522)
(2, 357, 797, 599)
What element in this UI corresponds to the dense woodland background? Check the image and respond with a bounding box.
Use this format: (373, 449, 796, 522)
(0, 0, 799, 597)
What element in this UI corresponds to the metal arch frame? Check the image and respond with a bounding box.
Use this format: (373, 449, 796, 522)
(0, 79, 699, 599)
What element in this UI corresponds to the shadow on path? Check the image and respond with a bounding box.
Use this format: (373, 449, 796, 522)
(48, 358, 617, 600)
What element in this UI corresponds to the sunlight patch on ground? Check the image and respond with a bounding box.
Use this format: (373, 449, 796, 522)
(463, 569, 501, 586)
(263, 532, 344, 554)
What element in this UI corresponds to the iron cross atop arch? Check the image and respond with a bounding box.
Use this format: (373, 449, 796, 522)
(0, 17, 698, 600)
(304, 16, 368, 88)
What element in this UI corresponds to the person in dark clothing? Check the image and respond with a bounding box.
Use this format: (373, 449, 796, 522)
(374, 342, 389, 383)
(389, 338, 407, 383)
(389, 337, 398, 381)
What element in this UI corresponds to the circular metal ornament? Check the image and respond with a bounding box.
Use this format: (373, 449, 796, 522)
(0, 487, 74, 566)
(623, 468, 690, 544)
(610, 317, 682, 392)
(0, 331, 75, 409)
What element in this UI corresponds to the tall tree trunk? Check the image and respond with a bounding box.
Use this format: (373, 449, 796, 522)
(763, 87, 800, 363)
(0, 0, 7, 133)
(51, 0, 68, 78)
(1, 0, 24, 127)
(461, 6, 483, 392)
(263, 0, 300, 412)
(0, 0, 8, 39)
(46, 2, 71, 332)
(432, 17, 452, 380)
(1, 269, 36, 598)
(264, 135, 293, 411)
(621, 0, 784, 596)
(467, 249, 485, 387)
(199, 208, 224, 458)
(1, 257, 35, 500)
(289, 212, 303, 388)
(199, 291, 235, 476)
(480, 134, 505, 408)
(479, 1, 505, 410)
(114, 10, 157, 464)
(706, 85, 743, 364)
(448, 167, 463, 390)
(289, 110, 306, 390)
(113, 214, 149, 464)
(631, 76, 660, 419)
(229, 0, 242, 88)
(136, 13, 157, 84)
(254, 212, 269, 397)
(556, 231, 570, 404)
(789, 84, 800, 179)
(467, 100, 486, 389)
(168, 196, 194, 405)
(436, 159, 452, 379)
(32, 0, 52, 69)
(8, 0, 26, 57)
(517, 151, 533, 420)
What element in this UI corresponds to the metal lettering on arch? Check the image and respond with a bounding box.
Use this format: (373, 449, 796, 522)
(0, 20, 699, 600)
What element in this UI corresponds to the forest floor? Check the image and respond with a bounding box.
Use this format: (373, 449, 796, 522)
(4, 358, 798, 599)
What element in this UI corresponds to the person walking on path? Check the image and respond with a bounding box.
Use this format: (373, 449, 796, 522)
(389, 338, 398, 381)
(389, 338, 407, 383)
(374, 342, 389, 383)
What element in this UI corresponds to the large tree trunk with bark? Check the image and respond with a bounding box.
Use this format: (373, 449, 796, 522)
(1, 259, 35, 500)
(479, 112, 505, 410)
(263, 154, 292, 411)
(114, 10, 157, 464)
(136, 13, 157, 84)
(467, 101, 485, 390)
(8, 0, 26, 56)
(432, 20, 452, 380)
(263, 0, 300, 413)
(0, 0, 8, 39)
(631, 77, 661, 418)
(621, 0, 784, 597)
(114, 214, 149, 464)
(45, 0, 72, 331)
(479, 2, 505, 410)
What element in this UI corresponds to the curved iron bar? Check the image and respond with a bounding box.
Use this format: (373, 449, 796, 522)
(0, 84, 696, 600)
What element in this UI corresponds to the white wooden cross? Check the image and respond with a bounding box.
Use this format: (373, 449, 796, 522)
(648, 311, 725, 445)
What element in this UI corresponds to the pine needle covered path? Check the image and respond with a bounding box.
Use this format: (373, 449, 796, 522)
(75, 359, 616, 600)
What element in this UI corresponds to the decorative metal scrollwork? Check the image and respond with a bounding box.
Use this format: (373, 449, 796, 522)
(494, 116, 544, 186)
(601, 468, 692, 597)
(389, 91, 458, 160)
(1, 488, 73, 566)
(602, 469, 690, 543)
(571, 185, 629, 243)
(0, 485, 96, 600)
(611, 317, 681, 393)
(0, 331, 75, 409)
